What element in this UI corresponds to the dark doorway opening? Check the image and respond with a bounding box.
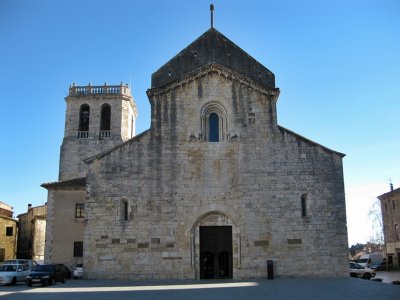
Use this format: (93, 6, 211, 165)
(200, 226, 232, 279)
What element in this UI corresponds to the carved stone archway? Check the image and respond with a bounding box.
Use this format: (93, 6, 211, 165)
(188, 210, 241, 279)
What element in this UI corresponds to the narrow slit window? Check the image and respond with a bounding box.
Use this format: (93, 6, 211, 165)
(301, 194, 307, 217)
(122, 200, 129, 221)
(209, 113, 219, 142)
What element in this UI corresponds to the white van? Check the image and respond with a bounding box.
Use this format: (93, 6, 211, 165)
(357, 253, 383, 267)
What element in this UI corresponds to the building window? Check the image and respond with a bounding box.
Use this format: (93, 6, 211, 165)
(100, 104, 111, 131)
(0, 248, 4, 262)
(385, 202, 388, 212)
(73, 241, 83, 257)
(201, 102, 227, 142)
(393, 200, 396, 210)
(301, 194, 307, 217)
(121, 200, 129, 221)
(75, 203, 84, 218)
(6, 227, 13, 236)
(395, 224, 399, 240)
(209, 113, 219, 142)
(78, 104, 90, 132)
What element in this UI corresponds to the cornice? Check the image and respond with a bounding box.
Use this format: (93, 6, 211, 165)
(147, 63, 280, 100)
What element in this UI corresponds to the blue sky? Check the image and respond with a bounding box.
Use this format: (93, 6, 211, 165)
(1, 0, 399, 246)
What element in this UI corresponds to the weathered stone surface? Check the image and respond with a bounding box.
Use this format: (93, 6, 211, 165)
(46, 26, 348, 280)
(82, 65, 347, 279)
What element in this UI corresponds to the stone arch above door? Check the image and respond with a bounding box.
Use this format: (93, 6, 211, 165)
(187, 209, 241, 279)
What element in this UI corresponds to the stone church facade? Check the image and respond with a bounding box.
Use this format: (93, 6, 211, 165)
(44, 26, 348, 279)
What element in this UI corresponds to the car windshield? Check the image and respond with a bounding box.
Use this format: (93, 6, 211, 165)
(33, 265, 52, 272)
(0, 265, 17, 272)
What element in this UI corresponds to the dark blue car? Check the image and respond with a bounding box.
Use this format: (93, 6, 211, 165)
(26, 264, 66, 287)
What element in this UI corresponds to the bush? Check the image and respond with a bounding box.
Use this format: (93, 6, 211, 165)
(391, 280, 400, 285)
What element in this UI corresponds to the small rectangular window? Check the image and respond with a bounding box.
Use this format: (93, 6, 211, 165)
(75, 203, 84, 218)
(73, 241, 83, 257)
(6, 227, 13, 236)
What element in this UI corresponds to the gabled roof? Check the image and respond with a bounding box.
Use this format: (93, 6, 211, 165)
(378, 187, 400, 200)
(151, 28, 275, 89)
(278, 126, 346, 158)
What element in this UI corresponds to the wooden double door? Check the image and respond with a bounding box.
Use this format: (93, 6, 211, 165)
(200, 226, 233, 279)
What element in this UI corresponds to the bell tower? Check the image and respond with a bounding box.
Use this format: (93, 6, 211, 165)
(59, 82, 137, 181)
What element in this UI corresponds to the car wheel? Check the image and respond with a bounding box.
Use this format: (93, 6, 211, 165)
(363, 273, 372, 280)
(48, 278, 53, 285)
(61, 276, 65, 284)
(11, 277, 17, 285)
(27, 282, 32, 287)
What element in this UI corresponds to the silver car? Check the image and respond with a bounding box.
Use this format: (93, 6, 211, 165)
(349, 262, 376, 280)
(0, 264, 30, 285)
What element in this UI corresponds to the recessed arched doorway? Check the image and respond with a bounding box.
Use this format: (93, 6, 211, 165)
(189, 211, 240, 280)
(200, 225, 232, 279)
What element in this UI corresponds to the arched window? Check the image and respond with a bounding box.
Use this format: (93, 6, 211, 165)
(209, 113, 219, 142)
(301, 194, 307, 217)
(100, 104, 111, 131)
(78, 104, 90, 131)
(201, 102, 227, 142)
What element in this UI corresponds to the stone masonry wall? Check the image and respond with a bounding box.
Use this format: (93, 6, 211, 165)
(60, 94, 136, 181)
(0, 216, 17, 261)
(84, 69, 348, 279)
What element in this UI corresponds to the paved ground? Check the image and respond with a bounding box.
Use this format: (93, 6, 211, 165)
(0, 276, 399, 300)
(375, 271, 400, 283)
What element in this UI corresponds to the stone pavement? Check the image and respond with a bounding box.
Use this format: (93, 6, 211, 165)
(0, 277, 399, 300)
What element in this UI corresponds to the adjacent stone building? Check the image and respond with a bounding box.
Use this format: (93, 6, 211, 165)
(378, 184, 400, 268)
(17, 204, 47, 261)
(0, 202, 18, 262)
(43, 84, 136, 269)
(44, 25, 348, 279)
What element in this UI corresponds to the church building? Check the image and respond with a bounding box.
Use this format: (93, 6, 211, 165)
(43, 18, 348, 279)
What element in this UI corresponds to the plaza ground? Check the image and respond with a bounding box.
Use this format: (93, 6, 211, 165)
(0, 272, 399, 300)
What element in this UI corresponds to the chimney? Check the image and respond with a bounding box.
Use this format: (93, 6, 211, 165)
(390, 183, 393, 191)
(28, 204, 32, 210)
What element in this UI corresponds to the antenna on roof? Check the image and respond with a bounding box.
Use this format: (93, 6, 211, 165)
(210, 4, 214, 28)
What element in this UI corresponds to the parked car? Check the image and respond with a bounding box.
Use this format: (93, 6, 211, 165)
(349, 262, 376, 280)
(73, 263, 83, 279)
(56, 264, 72, 279)
(26, 264, 66, 286)
(369, 260, 386, 271)
(2, 259, 39, 271)
(0, 264, 30, 285)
